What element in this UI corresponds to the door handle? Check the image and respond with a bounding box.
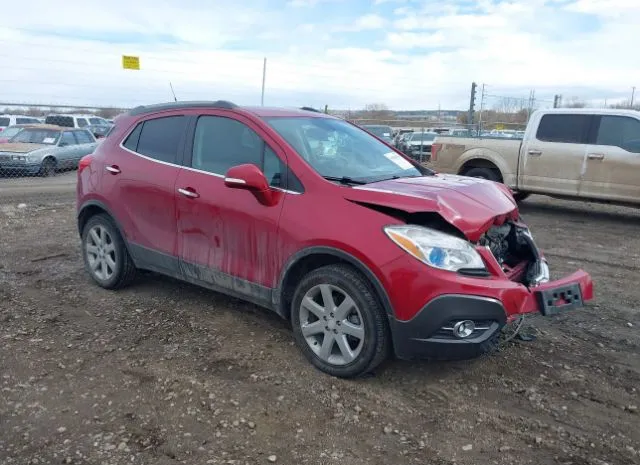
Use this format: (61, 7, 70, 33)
(528, 150, 542, 156)
(587, 153, 605, 160)
(177, 187, 200, 199)
(105, 165, 120, 174)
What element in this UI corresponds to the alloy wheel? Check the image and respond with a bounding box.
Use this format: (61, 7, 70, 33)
(298, 284, 365, 365)
(85, 225, 116, 281)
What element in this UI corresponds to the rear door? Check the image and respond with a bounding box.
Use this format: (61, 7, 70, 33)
(57, 131, 80, 170)
(519, 113, 593, 196)
(580, 114, 640, 204)
(101, 114, 188, 273)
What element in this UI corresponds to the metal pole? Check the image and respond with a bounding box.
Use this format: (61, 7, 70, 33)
(261, 57, 267, 106)
(631, 86, 636, 108)
(478, 84, 486, 134)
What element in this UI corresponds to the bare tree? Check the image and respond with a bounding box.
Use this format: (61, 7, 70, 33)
(359, 103, 392, 121)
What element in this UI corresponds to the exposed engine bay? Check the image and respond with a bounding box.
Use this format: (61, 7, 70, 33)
(478, 221, 540, 285)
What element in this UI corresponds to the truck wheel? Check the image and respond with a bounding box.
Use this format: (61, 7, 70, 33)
(464, 167, 499, 182)
(513, 192, 530, 202)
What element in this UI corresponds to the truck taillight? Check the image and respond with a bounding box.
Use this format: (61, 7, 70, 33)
(78, 155, 93, 173)
(431, 143, 442, 161)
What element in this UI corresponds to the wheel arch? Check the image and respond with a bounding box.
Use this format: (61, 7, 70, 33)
(273, 247, 394, 321)
(455, 149, 509, 182)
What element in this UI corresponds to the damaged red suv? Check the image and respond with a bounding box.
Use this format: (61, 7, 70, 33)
(76, 101, 594, 378)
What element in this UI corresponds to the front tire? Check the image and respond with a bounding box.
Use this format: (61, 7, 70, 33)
(81, 214, 137, 289)
(39, 157, 56, 177)
(291, 264, 390, 378)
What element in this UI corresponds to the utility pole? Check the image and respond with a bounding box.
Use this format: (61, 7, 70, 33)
(631, 86, 636, 108)
(261, 57, 267, 106)
(468, 82, 477, 131)
(553, 94, 562, 108)
(478, 83, 486, 133)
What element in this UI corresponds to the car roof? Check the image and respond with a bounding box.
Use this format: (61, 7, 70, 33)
(538, 108, 640, 117)
(12, 123, 64, 130)
(126, 101, 337, 119)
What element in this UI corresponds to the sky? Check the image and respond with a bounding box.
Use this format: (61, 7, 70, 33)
(1, 0, 639, 111)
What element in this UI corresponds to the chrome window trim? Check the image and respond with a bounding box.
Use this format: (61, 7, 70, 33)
(118, 126, 302, 194)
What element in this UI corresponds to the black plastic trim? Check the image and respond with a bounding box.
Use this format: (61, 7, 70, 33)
(128, 100, 238, 116)
(128, 243, 273, 310)
(390, 294, 507, 360)
(274, 246, 394, 319)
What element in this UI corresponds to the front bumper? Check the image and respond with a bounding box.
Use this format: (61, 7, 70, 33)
(383, 253, 594, 360)
(0, 162, 41, 174)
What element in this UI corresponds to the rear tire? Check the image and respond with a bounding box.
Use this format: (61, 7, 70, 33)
(291, 264, 390, 378)
(463, 167, 500, 182)
(513, 192, 530, 202)
(39, 158, 56, 177)
(82, 213, 137, 289)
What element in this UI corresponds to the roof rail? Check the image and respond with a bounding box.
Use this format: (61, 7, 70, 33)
(300, 106, 321, 113)
(128, 100, 239, 116)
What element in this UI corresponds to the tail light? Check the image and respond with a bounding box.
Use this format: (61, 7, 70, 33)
(78, 155, 93, 174)
(431, 143, 442, 162)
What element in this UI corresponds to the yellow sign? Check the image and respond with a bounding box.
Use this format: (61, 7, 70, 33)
(495, 123, 504, 130)
(122, 55, 140, 70)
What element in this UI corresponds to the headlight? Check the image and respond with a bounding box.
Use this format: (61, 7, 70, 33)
(10, 155, 27, 162)
(384, 225, 486, 272)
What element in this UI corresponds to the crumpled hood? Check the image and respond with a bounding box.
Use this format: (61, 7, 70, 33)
(344, 173, 518, 242)
(0, 143, 47, 153)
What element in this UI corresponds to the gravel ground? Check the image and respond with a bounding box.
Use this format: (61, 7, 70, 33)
(1, 186, 639, 465)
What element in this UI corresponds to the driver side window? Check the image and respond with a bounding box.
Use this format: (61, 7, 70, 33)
(192, 115, 293, 189)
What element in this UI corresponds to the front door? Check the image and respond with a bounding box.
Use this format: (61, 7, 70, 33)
(518, 113, 593, 196)
(175, 112, 288, 306)
(579, 114, 640, 204)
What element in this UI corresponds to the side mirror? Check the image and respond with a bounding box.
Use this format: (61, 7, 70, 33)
(224, 163, 277, 206)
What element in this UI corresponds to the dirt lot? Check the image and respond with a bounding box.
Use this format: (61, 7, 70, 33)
(1, 179, 639, 465)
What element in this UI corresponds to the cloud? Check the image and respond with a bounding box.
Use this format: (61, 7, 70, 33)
(0, 0, 638, 111)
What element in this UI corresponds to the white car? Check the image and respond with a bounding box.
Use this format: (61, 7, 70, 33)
(0, 114, 42, 132)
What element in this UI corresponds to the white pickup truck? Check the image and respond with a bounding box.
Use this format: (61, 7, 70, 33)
(430, 108, 640, 204)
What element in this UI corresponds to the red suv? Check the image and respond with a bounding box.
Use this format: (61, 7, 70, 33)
(76, 101, 594, 378)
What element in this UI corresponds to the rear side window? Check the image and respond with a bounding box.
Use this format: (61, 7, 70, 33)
(16, 117, 39, 124)
(595, 116, 640, 153)
(75, 130, 94, 144)
(123, 124, 142, 151)
(135, 116, 187, 164)
(45, 115, 74, 127)
(0, 117, 10, 126)
(536, 114, 591, 144)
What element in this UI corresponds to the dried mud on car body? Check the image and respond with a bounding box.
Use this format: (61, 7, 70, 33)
(0, 192, 639, 465)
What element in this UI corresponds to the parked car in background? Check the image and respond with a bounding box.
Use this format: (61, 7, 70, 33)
(86, 124, 113, 139)
(361, 124, 394, 144)
(0, 125, 30, 143)
(0, 114, 42, 131)
(393, 128, 414, 148)
(431, 108, 640, 205)
(44, 114, 113, 129)
(403, 131, 438, 160)
(0, 126, 97, 176)
(76, 100, 593, 378)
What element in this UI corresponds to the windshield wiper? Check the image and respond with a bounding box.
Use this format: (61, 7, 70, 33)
(322, 176, 368, 185)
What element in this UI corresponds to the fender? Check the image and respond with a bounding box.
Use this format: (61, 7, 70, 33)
(273, 246, 395, 319)
(454, 148, 517, 188)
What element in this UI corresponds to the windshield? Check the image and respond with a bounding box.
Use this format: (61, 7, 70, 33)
(0, 127, 24, 139)
(11, 128, 61, 145)
(266, 117, 423, 182)
(409, 132, 437, 141)
(364, 126, 393, 138)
